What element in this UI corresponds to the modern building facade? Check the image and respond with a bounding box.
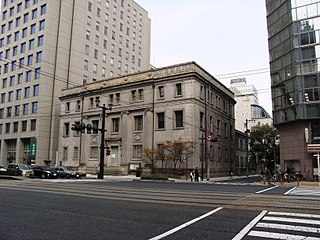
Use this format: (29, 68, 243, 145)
(230, 78, 272, 132)
(58, 62, 236, 177)
(266, 0, 320, 177)
(0, 0, 151, 166)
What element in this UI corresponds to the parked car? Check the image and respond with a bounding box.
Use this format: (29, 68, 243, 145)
(30, 165, 58, 179)
(6, 163, 34, 177)
(52, 166, 82, 179)
(0, 165, 6, 175)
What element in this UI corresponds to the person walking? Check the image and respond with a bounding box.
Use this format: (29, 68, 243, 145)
(229, 168, 234, 179)
(195, 167, 200, 182)
(189, 170, 194, 182)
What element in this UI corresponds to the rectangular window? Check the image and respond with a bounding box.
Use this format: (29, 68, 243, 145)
(38, 35, 44, 46)
(133, 145, 142, 158)
(134, 115, 143, 131)
(5, 123, 10, 134)
(176, 83, 182, 96)
(7, 107, 12, 117)
(25, 87, 30, 98)
(39, 20, 45, 31)
(175, 110, 183, 128)
(23, 103, 29, 115)
(35, 68, 41, 79)
(63, 147, 68, 161)
(15, 105, 20, 116)
(112, 118, 119, 133)
(29, 39, 35, 50)
(32, 101, 38, 113)
(73, 147, 79, 159)
(90, 146, 98, 158)
(157, 112, 165, 129)
(64, 122, 70, 137)
(30, 119, 36, 131)
(13, 122, 18, 133)
(21, 121, 27, 132)
(158, 86, 164, 98)
(16, 89, 21, 100)
(92, 120, 99, 134)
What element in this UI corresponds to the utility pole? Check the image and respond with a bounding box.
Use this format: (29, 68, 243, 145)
(95, 97, 112, 179)
(244, 119, 254, 177)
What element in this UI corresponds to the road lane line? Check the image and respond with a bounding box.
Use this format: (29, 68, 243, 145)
(249, 230, 320, 240)
(232, 210, 267, 240)
(256, 222, 320, 233)
(255, 185, 278, 194)
(284, 186, 297, 195)
(148, 207, 223, 240)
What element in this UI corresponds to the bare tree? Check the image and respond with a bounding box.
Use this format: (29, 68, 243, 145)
(162, 140, 197, 170)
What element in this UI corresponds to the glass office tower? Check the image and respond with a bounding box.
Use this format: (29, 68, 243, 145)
(266, 0, 320, 177)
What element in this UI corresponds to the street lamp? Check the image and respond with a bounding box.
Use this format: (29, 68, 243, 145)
(95, 97, 112, 179)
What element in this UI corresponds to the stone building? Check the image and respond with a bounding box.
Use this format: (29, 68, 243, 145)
(59, 62, 236, 177)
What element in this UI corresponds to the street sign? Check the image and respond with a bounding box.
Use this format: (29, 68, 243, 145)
(206, 134, 213, 142)
(30, 138, 37, 159)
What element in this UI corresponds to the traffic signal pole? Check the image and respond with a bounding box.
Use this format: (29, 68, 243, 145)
(98, 104, 106, 179)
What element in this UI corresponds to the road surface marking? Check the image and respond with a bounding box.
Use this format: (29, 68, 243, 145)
(268, 211, 320, 219)
(248, 230, 320, 239)
(232, 210, 267, 240)
(263, 216, 320, 225)
(256, 222, 320, 233)
(148, 207, 223, 240)
(255, 185, 278, 194)
(284, 186, 297, 195)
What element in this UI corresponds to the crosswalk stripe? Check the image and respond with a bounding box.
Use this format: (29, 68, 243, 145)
(268, 211, 320, 219)
(256, 222, 320, 233)
(263, 216, 320, 225)
(248, 230, 320, 240)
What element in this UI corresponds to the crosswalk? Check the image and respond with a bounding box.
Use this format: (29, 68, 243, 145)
(287, 187, 320, 196)
(239, 211, 320, 239)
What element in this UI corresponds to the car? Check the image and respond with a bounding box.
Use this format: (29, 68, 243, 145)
(0, 165, 6, 175)
(6, 163, 34, 177)
(30, 165, 58, 179)
(52, 166, 82, 179)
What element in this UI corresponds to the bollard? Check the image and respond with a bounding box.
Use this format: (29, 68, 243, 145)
(297, 177, 300, 187)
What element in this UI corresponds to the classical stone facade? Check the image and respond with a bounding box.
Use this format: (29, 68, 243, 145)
(59, 62, 236, 177)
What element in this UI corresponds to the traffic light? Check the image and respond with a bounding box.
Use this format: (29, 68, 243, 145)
(211, 137, 221, 143)
(86, 124, 92, 134)
(106, 146, 111, 156)
(71, 123, 81, 132)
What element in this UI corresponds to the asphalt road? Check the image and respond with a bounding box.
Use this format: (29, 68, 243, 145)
(0, 178, 319, 240)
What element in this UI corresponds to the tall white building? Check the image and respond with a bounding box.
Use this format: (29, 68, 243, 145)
(0, 0, 151, 166)
(230, 78, 272, 132)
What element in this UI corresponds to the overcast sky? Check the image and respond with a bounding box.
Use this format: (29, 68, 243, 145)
(135, 0, 272, 114)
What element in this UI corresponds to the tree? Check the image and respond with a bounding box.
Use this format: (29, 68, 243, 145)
(143, 147, 159, 174)
(249, 124, 279, 171)
(162, 140, 197, 170)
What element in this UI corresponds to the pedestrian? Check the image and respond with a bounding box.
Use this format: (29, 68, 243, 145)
(189, 170, 194, 182)
(229, 168, 233, 179)
(195, 167, 199, 182)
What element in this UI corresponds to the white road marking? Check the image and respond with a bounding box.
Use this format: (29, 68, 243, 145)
(268, 211, 320, 219)
(256, 222, 320, 233)
(284, 186, 297, 195)
(255, 185, 278, 194)
(249, 230, 320, 239)
(263, 216, 320, 225)
(148, 207, 223, 240)
(232, 210, 267, 240)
